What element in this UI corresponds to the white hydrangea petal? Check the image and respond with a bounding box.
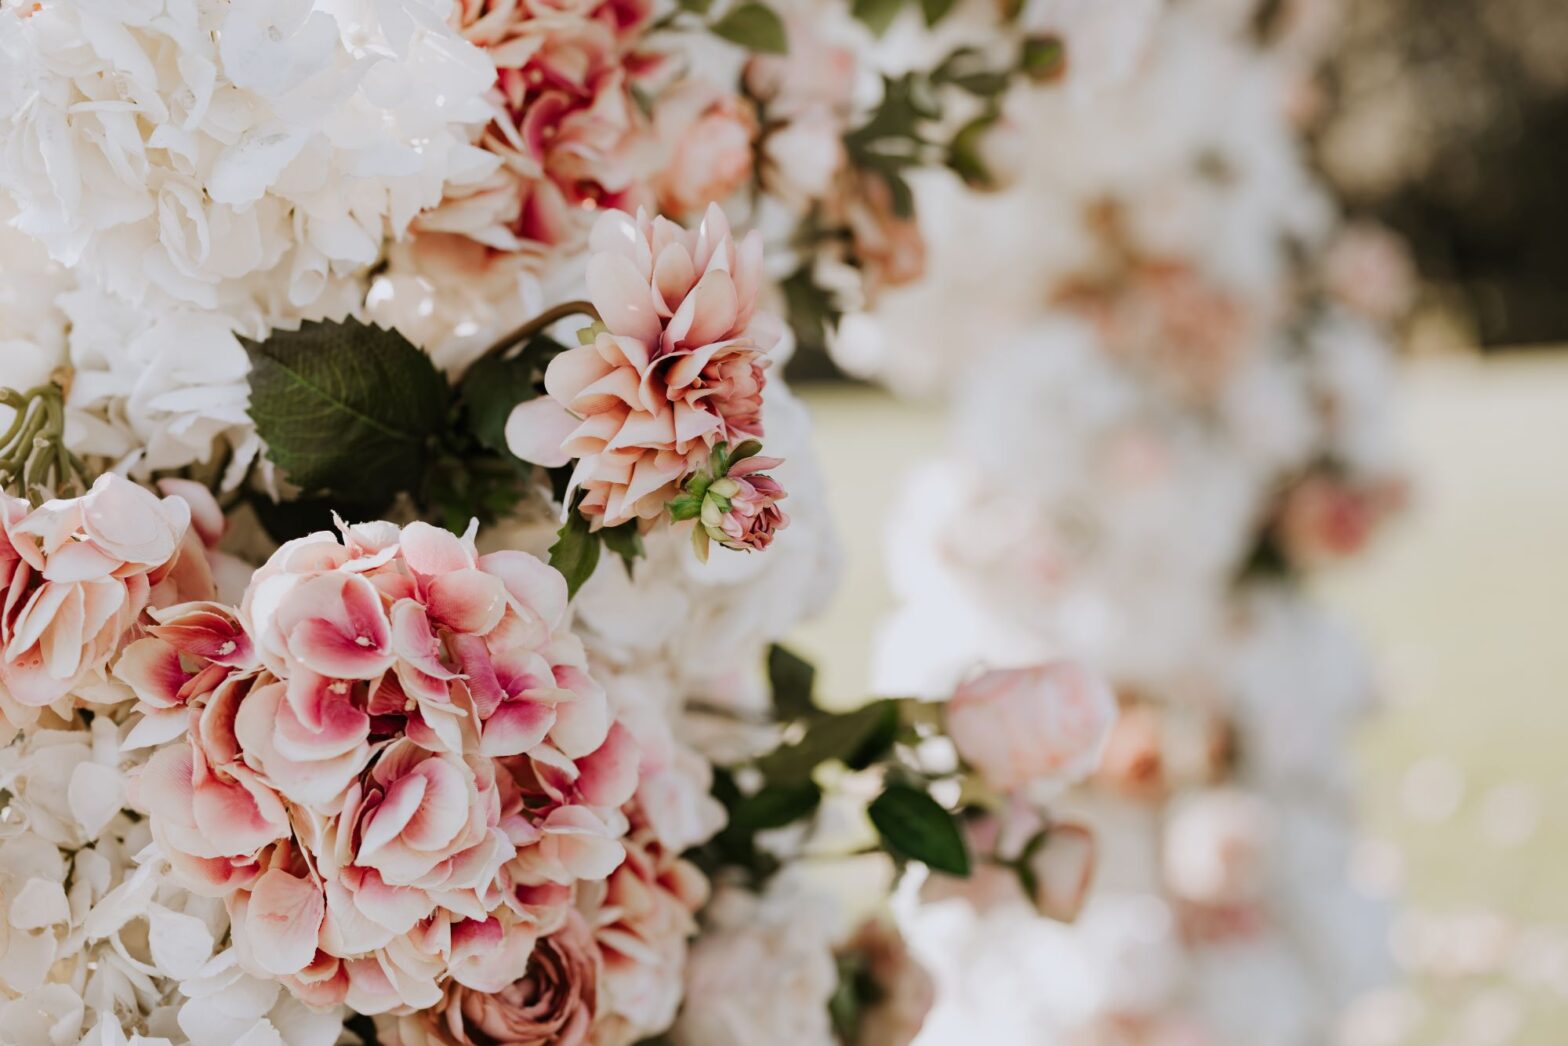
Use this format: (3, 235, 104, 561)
(68, 760, 125, 840)
(10, 876, 72, 929)
(146, 903, 217, 981)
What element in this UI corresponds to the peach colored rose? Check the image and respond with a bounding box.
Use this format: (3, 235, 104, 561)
(843, 173, 927, 297)
(945, 662, 1118, 797)
(506, 206, 779, 527)
(386, 910, 602, 1046)
(652, 80, 757, 218)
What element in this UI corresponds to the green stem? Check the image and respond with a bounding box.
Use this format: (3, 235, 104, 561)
(479, 300, 602, 364)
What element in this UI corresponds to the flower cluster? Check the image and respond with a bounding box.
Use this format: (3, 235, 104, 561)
(0, 0, 497, 320)
(130, 520, 641, 1013)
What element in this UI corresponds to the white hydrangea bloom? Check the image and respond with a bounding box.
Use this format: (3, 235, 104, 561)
(0, 0, 498, 328)
(0, 713, 344, 1046)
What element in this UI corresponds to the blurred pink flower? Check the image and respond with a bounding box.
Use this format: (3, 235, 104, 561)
(651, 80, 757, 218)
(945, 662, 1118, 797)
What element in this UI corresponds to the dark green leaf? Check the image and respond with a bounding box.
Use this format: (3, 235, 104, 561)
(248, 492, 391, 545)
(458, 339, 562, 454)
(679, 0, 715, 14)
(918, 0, 954, 26)
(729, 439, 764, 463)
(548, 509, 601, 598)
(600, 520, 645, 572)
(710, 2, 787, 54)
(868, 784, 970, 875)
(851, 0, 904, 35)
(243, 319, 450, 505)
(768, 644, 818, 720)
(782, 267, 841, 357)
(755, 700, 899, 785)
(727, 780, 823, 831)
(948, 112, 1000, 189)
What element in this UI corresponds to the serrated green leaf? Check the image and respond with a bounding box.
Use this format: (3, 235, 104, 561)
(851, 0, 904, 35)
(768, 644, 818, 720)
(756, 700, 898, 785)
(710, 2, 787, 54)
(243, 319, 450, 505)
(548, 509, 600, 598)
(868, 784, 970, 875)
(918, 0, 954, 26)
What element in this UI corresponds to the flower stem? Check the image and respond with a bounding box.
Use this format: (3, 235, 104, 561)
(479, 300, 602, 363)
(0, 382, 90, 503)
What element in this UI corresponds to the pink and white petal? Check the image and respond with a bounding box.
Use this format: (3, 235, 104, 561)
(479, 699, 556, 758)
(586, 253, 663, 343)
(574, 721, 640, 808)
(246, 870, 326, 976)
(425, 568, 506, 636)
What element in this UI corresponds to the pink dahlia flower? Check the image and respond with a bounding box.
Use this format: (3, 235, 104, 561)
(129, 518, 642, 1012)
(697, 455, 788, 555)
(0, 474, 195, 720)
(507, 206, 778, 528)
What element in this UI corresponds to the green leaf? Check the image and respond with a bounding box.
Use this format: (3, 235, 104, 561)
(768, 644, 818, 720)
(948, 112, 1000, 189)
(727, 780, 823, 831)
(851, 0, 904, 35)
(710, 2, 787, 54)
(458, 339, 562, 455)
(668, 493, 703, 522)
(868, 784, 970, 875)
(918, 0, 954, 25)
(243, 319, 450, 505)
(755, 700, 899, 785)
(1021, 35, 1066, 82)
(600, 520, 645, 572)
(782, 267, 842, 357)
(548, 509, 601, 599)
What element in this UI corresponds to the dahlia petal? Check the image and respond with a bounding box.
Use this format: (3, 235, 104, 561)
(587, 252, 662, 343)
(504, 397, 576, 468)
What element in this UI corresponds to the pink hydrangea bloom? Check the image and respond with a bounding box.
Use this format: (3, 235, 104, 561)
(128, 519, 643, 1013)
(0, 474, 196, 727)
(507, 206, 780, 528)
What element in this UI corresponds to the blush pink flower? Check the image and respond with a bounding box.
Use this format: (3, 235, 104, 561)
(1277, 473, 1404, 568)
(945, 662, 1118, 797)
(0, 474, 194, 721)
(651, 79, 758, 218)
(130, 517, 642, 1012)
(425, 0, 656, 253)
(384, 909, 602, 1046)
(506, 206, 781, 528)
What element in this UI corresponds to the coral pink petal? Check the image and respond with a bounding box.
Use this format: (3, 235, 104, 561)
(114, 637, 190, 709)
(246, 869, 326, 976)
(274, 690, 370, 762)
(505, 398, 577, 468)
(587, 253, 663, 343)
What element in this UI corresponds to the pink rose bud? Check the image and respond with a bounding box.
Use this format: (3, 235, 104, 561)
(945, 662, 1118, 797)
(1024, 822, 1097, 923)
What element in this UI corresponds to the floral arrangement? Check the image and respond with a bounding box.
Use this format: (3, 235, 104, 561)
(0, 0, 1153, 1043)
(855, 0, 1416, 1042)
